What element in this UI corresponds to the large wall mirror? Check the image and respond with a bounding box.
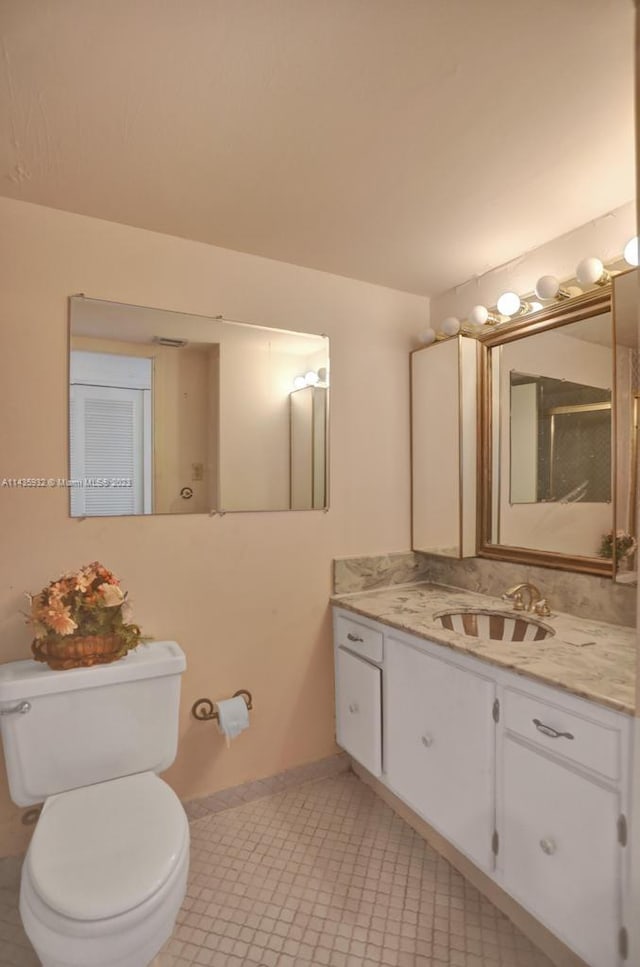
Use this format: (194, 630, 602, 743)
(478, 289, 617, 577)
(69, 296, 329, 517)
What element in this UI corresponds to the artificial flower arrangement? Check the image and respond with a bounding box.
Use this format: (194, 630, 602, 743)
(598, 529, 637, 564)
(27, 561, 146, 670)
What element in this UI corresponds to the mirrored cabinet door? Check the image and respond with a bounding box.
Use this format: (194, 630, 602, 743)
(411, 336, 477, 558)
(613, 268, 639, 585)
(478, 290, 615, 576)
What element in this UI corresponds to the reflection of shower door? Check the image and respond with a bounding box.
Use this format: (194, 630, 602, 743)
(548, 402, 611, 502)
(69, 352, 152, 516)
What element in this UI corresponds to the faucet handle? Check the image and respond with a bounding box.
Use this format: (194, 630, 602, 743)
(510, 591, 524, 611)
(533, 598, 551, 617)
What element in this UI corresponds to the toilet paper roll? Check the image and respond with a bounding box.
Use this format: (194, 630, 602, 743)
(215, 695, 250, 748)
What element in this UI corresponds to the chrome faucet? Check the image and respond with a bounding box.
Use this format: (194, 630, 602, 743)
(502, 583, 551, 617)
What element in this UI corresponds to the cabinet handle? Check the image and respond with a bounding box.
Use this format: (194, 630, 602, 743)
(348, 702, 359, 714)
(421, 734, 434, 748)
(532, 718, 574, 741)
(539, 837, 557, 856)
(347, 632, 364, 643)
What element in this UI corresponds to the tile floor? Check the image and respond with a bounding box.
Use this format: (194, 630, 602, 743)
(0, 772, 553, 967)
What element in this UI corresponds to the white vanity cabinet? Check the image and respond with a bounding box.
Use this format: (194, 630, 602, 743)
(331, 606, 632, 967)
(497, 683, 629, 967)
(333, 612, 382, 777)
(384, 633, 495, 872)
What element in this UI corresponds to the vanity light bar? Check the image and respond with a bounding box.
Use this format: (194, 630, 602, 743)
(428, 241, 637, 341)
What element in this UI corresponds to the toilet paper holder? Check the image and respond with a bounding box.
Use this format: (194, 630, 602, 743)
(191, 689, 253, 722)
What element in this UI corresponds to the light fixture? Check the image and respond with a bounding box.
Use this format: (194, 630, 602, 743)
(293, 375, 306, 390)
(469, 305, 499, 326)
(575, 256, 610, 287)
(496, 291, 530, 317)
(418, 327, 437, 346)
(304, 370, 320, 386)
(317, 366, 328, 383)
(624, 236, 639, 267)
(529, 301, 544, 313)
(441, 317, 461, 336)
(534, 275, 571, 301)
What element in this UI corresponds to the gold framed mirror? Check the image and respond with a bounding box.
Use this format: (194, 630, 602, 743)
(477, 288, 615, 577)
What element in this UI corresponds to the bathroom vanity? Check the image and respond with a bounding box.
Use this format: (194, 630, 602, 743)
(332, 584, 635, 967)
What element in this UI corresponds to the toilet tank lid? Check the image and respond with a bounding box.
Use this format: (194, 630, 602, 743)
(0, 641, 185, 703)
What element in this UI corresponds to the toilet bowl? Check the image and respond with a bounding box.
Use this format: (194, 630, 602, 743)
(0, 640, 189, 967)
(19, 772, 190, 967)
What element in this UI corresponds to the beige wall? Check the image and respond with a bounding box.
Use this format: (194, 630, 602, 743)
(0, 196, 427, 855)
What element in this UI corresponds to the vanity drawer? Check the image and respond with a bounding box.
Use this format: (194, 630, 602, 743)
(335, 613, 383, 664)
(502, 688, 621, 781)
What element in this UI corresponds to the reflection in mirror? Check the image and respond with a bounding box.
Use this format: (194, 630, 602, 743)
(69, 297, 329, 517)
(480, 291, 615, 575)
(510, 372, 611, 505)
(613, 268, 639, 585)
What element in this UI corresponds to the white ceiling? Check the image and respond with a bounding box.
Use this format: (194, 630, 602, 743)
(0, 0, 635, 296)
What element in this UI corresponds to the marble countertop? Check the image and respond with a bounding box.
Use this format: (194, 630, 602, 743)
(331, 582, 637, 714)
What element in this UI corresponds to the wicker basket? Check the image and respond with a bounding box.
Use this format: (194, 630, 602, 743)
(31, 634, 130, 671)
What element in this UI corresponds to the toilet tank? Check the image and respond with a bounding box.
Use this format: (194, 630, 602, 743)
(0, 641, 186, 806)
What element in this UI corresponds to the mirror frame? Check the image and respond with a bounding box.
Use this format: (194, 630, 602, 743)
(477, 287, 615, 577)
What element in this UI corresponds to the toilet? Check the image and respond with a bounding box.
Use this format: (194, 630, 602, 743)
(0, 640, 189, 967)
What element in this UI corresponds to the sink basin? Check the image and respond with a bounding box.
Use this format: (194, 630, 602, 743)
(434, 609, 554, 642)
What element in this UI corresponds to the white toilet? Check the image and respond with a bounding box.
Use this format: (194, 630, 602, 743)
(0, 640, 189, 967)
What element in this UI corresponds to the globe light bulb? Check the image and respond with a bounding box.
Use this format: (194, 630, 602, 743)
(305, 370, 320, 386)
(418, 328, 437, 346)
(441, 317, 461, 337)
(529, 301, 544, 312)
(316, 366, 328, 383)
(469, 305, 489, 326)
(535, 276, 558, 300)
(496, 291, 522, 317)
(576, 257, 608, 287)
(624, 237, 639, 267)
(293, 376, 306, 390)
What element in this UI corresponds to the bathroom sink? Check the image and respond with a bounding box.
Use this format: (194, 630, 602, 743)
(433, 609, 554, 642)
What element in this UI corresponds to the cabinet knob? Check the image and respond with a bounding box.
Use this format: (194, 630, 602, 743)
(347, 632, 364, 643)
(421, 734, 434, 748)
(348, 702, 360, 714)
(539, 837, 557, 856)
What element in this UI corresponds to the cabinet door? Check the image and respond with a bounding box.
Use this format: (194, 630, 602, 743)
(385, 637, 495, 870)
(500, 736, 620, 967)
(411, 336, 476, 557)
(335, 647, 382, 777)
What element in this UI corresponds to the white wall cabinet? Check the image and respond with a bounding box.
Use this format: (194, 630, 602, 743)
(411, 336, 477, 557)
(332, 607, 631, 967)
(385, 635, 495, 872)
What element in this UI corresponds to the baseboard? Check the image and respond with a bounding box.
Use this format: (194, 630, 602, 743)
(183, 751, 350, 820)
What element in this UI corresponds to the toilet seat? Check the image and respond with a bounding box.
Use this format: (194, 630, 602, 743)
(20, 773, 189, 967)
(27, 772, 188, 921)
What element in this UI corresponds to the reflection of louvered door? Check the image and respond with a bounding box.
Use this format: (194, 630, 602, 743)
(69, 385, 145, 516)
